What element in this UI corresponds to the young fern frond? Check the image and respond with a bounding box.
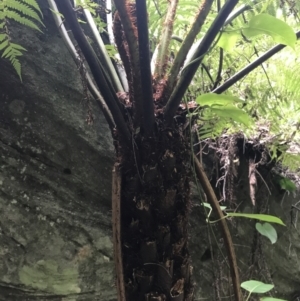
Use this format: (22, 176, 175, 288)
(0, 0, 43, 80)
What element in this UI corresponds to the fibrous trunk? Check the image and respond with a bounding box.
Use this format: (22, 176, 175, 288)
(113, 115, 194, 301)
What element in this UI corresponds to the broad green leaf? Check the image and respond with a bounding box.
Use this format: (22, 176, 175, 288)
(241, 280, 274, 293)
(243, 14, 297, 48)
(260, 297, 287, 301)
(256, 222, 277, 244)
(278, 177, 296, 192)
(220, 205, 227, 211)
(210, 105, 252, 126)
(218, 31, 240, 52)
(203, 202, 211, 209)
(196, 93, 243, 106)
(226, 213, 285, 225)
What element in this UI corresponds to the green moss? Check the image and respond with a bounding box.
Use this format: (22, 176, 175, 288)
(19, 259, 81, 294)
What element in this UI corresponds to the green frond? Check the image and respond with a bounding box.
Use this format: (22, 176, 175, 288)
(0, 0, 43, 80)
(281, 153, 300, 172)
(0, 38, 8, 51)
(21, 0, 43, 16)
(2, 43, 25, 58)
(6, 0, 44, 26)
(0, 32, 23, 79)
(5, 10, 42, 32)
(11, 56, 22, 79)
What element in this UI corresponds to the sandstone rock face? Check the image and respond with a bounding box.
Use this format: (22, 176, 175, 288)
(0, 2, 300, 301)
(0, 3, 115, 300)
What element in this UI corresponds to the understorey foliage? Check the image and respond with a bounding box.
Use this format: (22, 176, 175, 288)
(2, 0, 300, 300)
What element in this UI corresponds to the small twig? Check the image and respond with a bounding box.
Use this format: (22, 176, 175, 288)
(213, 47, 223, 89)
(292, 200, 300, 211)
(253, 45, 277, 99)
(201, 63, 215, 85)
(152, 0, 162, 17)
(255, 169, 271, 196)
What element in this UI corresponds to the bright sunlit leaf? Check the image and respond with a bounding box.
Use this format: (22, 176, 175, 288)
(278, 177, 297, 192)
(218, 31, 240, 52)
(243, 14, 297, 48)
(210, 105, 252, 126)
(255, 222, 278, 244)
(260, 297, 288, 301)
(241, 280, 274, 294)
(227, 213, 285, 226)
(196, 93, 243, 106)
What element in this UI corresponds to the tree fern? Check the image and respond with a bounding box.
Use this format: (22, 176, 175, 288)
(0, 0, 43, 80)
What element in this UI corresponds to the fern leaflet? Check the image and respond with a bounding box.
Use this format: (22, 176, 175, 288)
(0, 0, 43, 80)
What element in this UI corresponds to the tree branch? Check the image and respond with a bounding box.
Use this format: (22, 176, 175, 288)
(56, 0, 131, 144)
(163, 0, 214, 100)
(136, 0, 155, 135)
(48, 0, 115, 130)
(212, 0, 224, 90)
(80, 0, 124, 92)
(193, 154, 242, 301)
(106, 0, 129, 92)
(213, 30, 300, 94)
(113, 1, 139, 74)
(163, 0, 239, 124)
(113, 1, 143, 127)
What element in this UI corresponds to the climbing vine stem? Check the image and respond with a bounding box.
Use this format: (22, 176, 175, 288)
(193, 154, 242, 301)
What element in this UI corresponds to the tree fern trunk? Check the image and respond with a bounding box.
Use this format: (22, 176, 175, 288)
(113, 116, 194, 301)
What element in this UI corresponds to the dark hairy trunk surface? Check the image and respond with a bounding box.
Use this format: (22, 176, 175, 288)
(114, 114, 194, 301)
